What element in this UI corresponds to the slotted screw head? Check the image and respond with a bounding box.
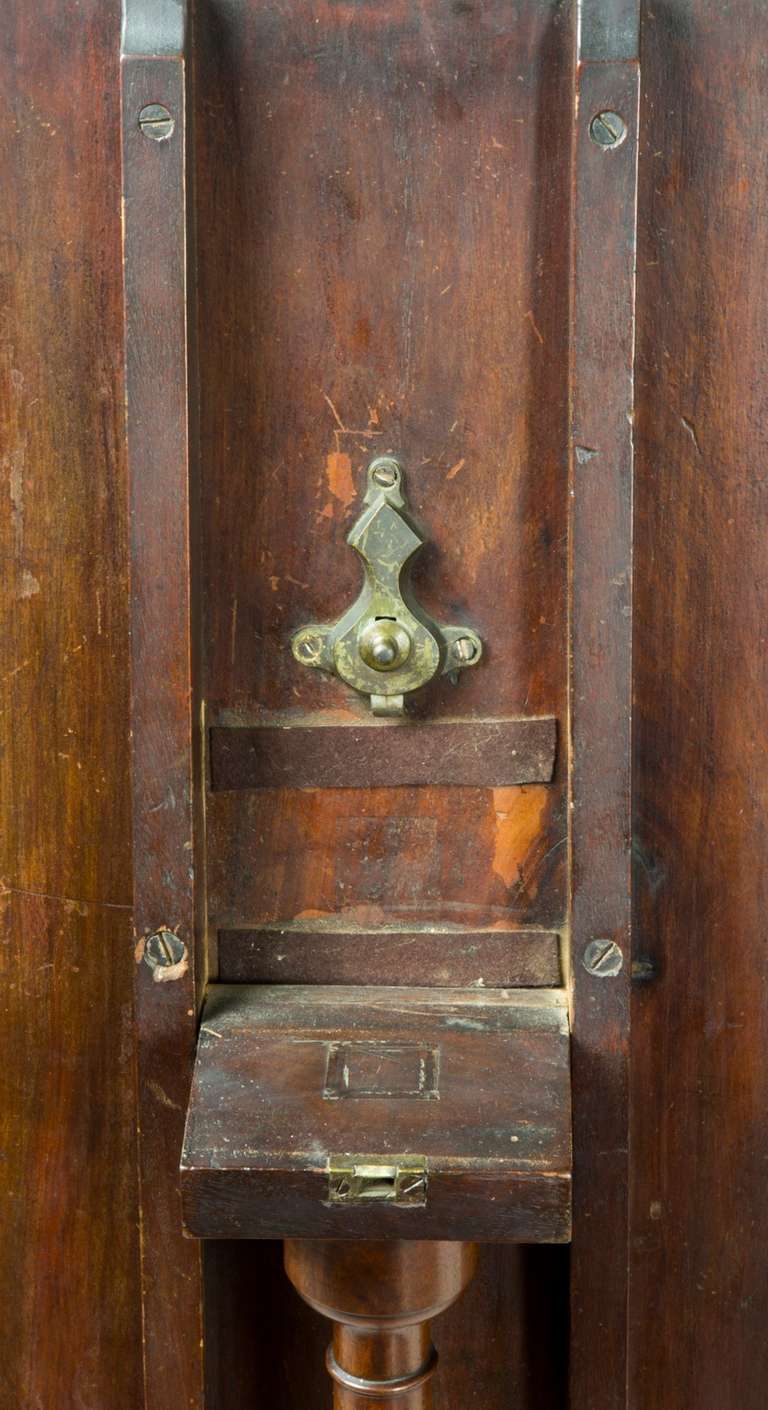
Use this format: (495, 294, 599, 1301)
(144, 928, 186, 970)
(369, 457, 400, 489)
(296, 633, 322, 663)
(138, 103, 175, 141)
(582, 938, 624, 977)
(589, 110, 627, 149)
(453, 637, 478, 664)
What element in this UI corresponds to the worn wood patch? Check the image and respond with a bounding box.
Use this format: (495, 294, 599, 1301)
(207, 783, 565, 931)
(209, 718, 557, 791)
(217, 925, 561, 987)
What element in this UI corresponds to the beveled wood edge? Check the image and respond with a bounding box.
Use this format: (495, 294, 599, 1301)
(200, 981, 570, 1023)
(179, 1166, 573, 1244)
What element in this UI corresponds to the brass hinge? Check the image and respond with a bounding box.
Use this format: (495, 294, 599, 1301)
(326, 1156, 428, 1207)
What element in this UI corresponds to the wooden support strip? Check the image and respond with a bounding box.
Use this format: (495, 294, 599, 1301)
(209, 717, 557, 791)
(569, 4, 640, 1407)
(217, 926, 562, 987)
(121, 3, 204, 1406)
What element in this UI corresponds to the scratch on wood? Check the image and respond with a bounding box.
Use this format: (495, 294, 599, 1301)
(148, 1080, 182, 1111)
(524, 309, 545, 345)
(680, 415, 702, 456)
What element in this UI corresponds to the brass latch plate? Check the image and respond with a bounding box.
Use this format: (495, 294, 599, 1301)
(291, 456, 482, 715)
(327, 1156, 428, 1207)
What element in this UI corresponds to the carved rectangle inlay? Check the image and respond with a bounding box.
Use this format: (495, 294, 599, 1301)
(323, 1042, 439, 1101)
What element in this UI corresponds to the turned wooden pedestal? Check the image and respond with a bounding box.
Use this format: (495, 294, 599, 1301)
(285, 1240, 478, 1407)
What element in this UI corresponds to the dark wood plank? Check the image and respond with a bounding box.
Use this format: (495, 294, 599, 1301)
(0, 2, 143, 1403)
(181, 985, 571, 1242)
(568, 19, 639, 1410)
(630, 4, 768, 1408)
(218, 925, 561, 987)
(210, 717, 556, 791)
(121, 6, 205, 1405)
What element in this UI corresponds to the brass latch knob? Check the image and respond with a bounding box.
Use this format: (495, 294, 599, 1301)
(291, 456, 482, 715)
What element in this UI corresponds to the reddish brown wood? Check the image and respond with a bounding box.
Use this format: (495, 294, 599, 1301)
(284, 1240, 478, 1409)
(181, 985, 571, 1242)
(193, 0, 574, 1397)
(121, 6, 205, 1404)
(217, 924, 561, 987)
(629, 4, 768, 1407)
(0, 1, 144, 1405)
(209, 717, 556, 791)
(4, 2, 768, 1407)
(568, 13, 640, 1407)
(207, 783, 564, 933)
(0, 2, 222, 1404)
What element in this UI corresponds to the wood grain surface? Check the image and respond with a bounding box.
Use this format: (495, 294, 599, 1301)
(284, 1239, 478, 1409)
(0, 2, 143, 1406)
(121, 12, 206, 1405)
(196, 0, 571, 1016)
(630, 4, 768, 1407)
(217, 924, 562, 987)
(568, 28, 639, 1410)
(2, 1, 767, 1408)
(209, 717, 557, 791)
(194, 0, 573, 1401)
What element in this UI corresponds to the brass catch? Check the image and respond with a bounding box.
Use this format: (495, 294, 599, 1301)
(291, 457, 482, 715)
(326, 1156, 428, 1207)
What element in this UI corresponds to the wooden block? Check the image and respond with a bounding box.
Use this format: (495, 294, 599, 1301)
(217, 926, 562, 987)
(181, 985, 571, 1242)
(209, 717, 557, 791)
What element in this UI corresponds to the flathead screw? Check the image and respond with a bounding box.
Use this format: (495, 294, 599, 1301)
(589, 110, 627, 149)
(582, 938, 624, 977)
(296, 634, 322, 663)
(370, 457, 400, 489)
(138, 104, 175, 141)
(453, 637, 478, 664)
(144, 928, 186, 970)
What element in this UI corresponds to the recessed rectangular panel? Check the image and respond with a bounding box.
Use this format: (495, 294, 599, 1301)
(323, 1042, 439, 1100)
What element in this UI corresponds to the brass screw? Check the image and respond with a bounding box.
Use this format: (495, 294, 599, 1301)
(589, 110, 627, 149)
(370, 457, 400, 489)
(138, 103, 175, 141)
(453, 637, 478, 664)
(296, 634, 322, 663)
(582, 938, 624, 977)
